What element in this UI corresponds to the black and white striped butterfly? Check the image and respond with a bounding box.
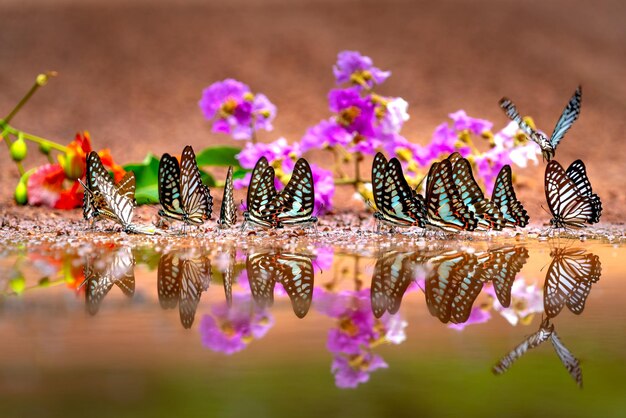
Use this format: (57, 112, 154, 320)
(493, 317, 582, 387)
(447, 153, 504, 230)
(79, 151, 136, 226)
(491, 165, 529, 228)
(262, 158, 318, 227)
(424, 159, 478, 232)
(217, 166, 237, 228)
(246, 251, 314, 318)
(157, 252, 211, 329)
(158, 146, 213, 228)
(371, 153, 426, 231)
(242, 157, 281, 229)
(475, 246, 529, 308)
(545, 160, 602, 229)
(543, 247, 601, 318)
(220, 247, 236, 307)
(80, 247, 135, 315)
(499, 86, 582, 161)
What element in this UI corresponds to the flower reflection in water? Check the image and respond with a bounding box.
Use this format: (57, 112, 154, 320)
(316, 288, 407, 388)
(487, 278, 544, 326)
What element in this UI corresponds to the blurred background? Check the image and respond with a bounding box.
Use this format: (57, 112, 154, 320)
(1, 0, 625, 220)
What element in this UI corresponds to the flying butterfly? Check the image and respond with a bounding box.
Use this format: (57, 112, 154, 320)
(246, 251, 315, 318)
(424, 159, 478, 232)
(158, 145, 213, 229)
(493, 317, 582, 387)
(261, 158, 318, 227)
(242, 157, 281, 229)
(217, 165, 237, 228)
(157, 252, 212, 329)
(371, 153, 426, 231)
(545, 160, 602, 229)
(80, 247, 135, 315)
(447, 153, 503, 230)
(543, 247, 601, 318)
(499, 86, 582, 161)
(491, 165, 529, 228)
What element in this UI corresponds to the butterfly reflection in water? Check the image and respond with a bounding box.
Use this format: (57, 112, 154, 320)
(493, 317, 583, 387)
(80, 247, 136, 315)
(246, 251, 315, 318)
(425, 246, 529, 324)
(157, 251, 212, 329)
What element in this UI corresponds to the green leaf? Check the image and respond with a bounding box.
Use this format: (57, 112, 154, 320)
(233, 167, 249, 180)
(199, 170, 217, 187)
(123, 153, 160, 204)
(196, 146, 242, 168)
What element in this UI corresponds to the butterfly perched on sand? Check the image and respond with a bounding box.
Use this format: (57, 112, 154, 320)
(493, 317, 582, 387)
(158, 145, 213, 228)
(491, 165, 529, 228)
(80, 247, 135, 315)
(447, 153, 503, 230)
(543, 247, 601, 318)
(217, 166, 237, 228)
(424, 159, 478, 232)
(545, 160, 602, 229)
(261, 158, 318, 227)
(371, 153, 426, 231)
(246, 251, 314, 318)
(474, 246, 529, 308)
(79, 151, 136, 226)
(157, 252, 211, 329)
(499, 86, 582, 161)
(242, 157, 281, 229)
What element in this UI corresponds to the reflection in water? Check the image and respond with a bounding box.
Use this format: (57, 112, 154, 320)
(246, 251, 315, 318)
(81, 247, 136, 315)
(157, 251, 212, 329)
(544, 247, 602, 318)
(493, 317, 583, 387)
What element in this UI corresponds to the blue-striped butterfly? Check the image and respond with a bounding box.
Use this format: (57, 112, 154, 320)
(246, 251, 314, 318)
(493, 317, 582, 387)
(217, 166, 237, 228)
(545, 160, 602, 229)
(424, 159, 478, 232)
(262, 158, 318, 227)
(243, 157, 281, 229)
(543, 247, 601, 318)
(447, 153, 504, 230)
(491, 165, 529, 228)
(80, 247, 135, 315)
(158, 146, 213, 228)
(157, 251, 211, 329)
(499, 86, 582, 161)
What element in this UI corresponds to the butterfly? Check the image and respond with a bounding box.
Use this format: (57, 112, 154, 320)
(499, 86, 582, 161)
(80, 247, 135, 315)
(543, 247, 601, 318)
(246, 251, 314, 318)
(371, 153, 426, 230)
(424, 159, 478, 232)
(447, 153, 503, 230)
(370, 251, 426, 318)
(261, 158, 318, 227)
(158, 145, 213, 228)
(425, 251, 483, 324)
(491, 165, 529, 228)
(79, 151, 136, 226)
(157, 252, 212, 329)
(545, 159, 602, 229)
(242, 157, 281, 229)
(474, 246, 529, 308)
(217, 165, 237, 228)
(493, 317, 582, 387)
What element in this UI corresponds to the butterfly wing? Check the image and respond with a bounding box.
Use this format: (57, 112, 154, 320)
(246, 160, 279, 228)
(550, 332, 583, 387)
(180, 146, 210, 224)
(545, 160, 596, 228)
(115, 171, 136, 201)
(246, 157, 271, 212)
(218, 166, 237, 228)
(565, 160, 602, 223)
(157, 253, 182, 310)
(371, 152, 388, 213)
(178, 256, 211, 329)
(371, 253, 394, 318)
(490, 247, 529, 308)
(498, 97, 537, 139)
(94, 171, 135, 228)
(158, 153, 185, 221)
(491, 165, 529, 228)
(549, 86, 582, 151)
(222, 249, 235, 307)
(84, 152, 115, 221)
(277, 253, 315, 318)
(493, 318, 554, 375)
(263, 158, 316, 225)
(246, 252, 277, 308)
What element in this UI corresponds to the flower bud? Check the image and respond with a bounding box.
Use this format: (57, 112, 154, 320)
(10, 135, 27, 162)
(14, 181, 28, 205)
(9, 275, 26, 295)
(39, 141, 52, 155)
(58, 149, 85, 180)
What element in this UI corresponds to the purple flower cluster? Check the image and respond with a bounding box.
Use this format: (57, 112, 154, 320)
(199, 79, 276, 140)
(199, 293, 274, 355)
(333, 50, 390, 90)
(315, 288, 407, 388)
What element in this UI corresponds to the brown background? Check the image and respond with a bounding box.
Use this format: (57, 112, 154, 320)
(1, 0, 624, 222)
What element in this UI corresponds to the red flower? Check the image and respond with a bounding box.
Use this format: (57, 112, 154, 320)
(98, 148, 126, 183)
(58, 131, 93, 180)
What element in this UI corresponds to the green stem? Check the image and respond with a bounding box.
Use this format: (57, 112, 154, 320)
(334, 178, 360, 186)
(5, 125, 67, 152)
(3, 71, 57, 124)
(16, 161, 25, 175)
